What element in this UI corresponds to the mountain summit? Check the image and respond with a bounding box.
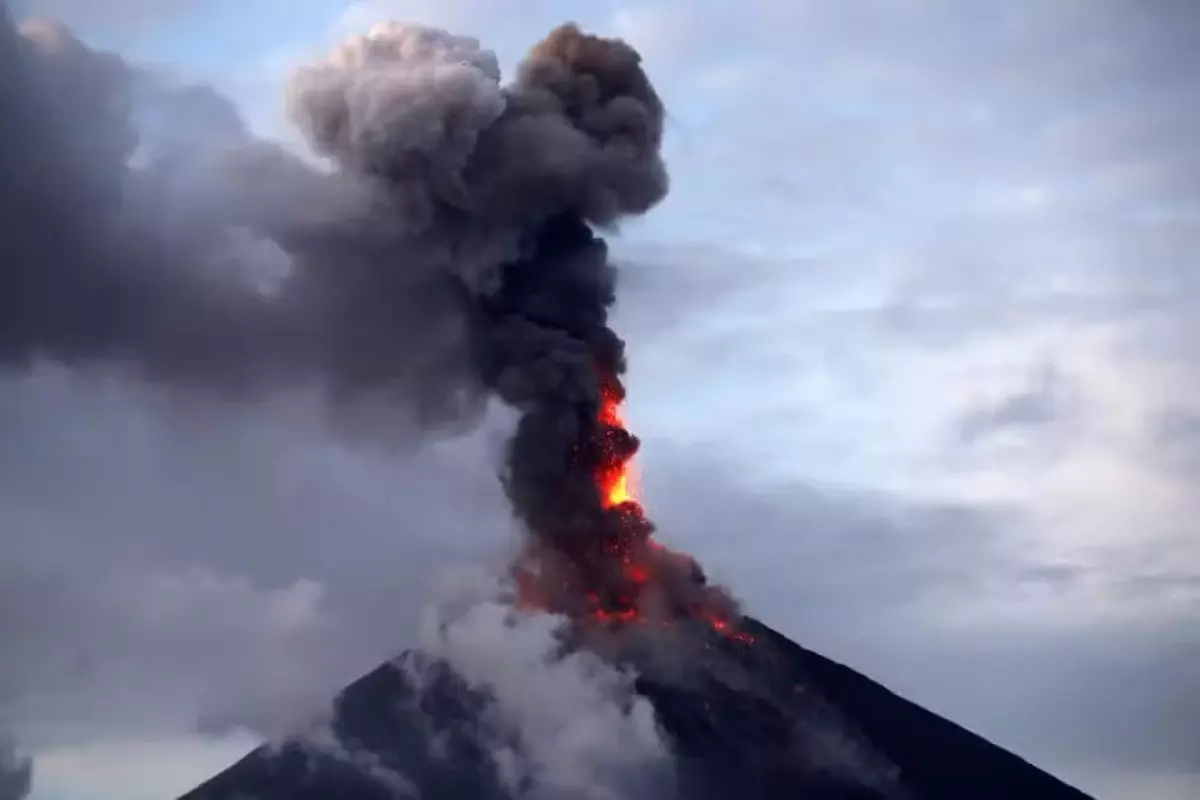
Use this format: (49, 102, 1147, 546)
(180, 614, 1095, 800)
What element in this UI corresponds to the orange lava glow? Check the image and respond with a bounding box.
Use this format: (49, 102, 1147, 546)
(598, 388, 635, 508)
(606, 471, 631, 507)
(704, 613, 756, 646)
(587, 379, 754, 647)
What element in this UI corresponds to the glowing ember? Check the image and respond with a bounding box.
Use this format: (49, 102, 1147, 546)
(597, 386, 636, 509)
(510, 369, 754, 647)
(606, 470, 631, 507)
(585, 373, 754, 647)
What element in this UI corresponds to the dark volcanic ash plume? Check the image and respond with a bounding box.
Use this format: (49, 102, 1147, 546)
(285, 21, 739, 622)
(0, 12, 477, 423)
(0, 11, 739, 627)
(0, 15, 271, 382)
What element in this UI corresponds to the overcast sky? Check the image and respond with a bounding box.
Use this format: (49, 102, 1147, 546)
(5, 1, 1199, 799)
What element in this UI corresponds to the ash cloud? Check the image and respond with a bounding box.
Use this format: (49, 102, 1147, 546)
(282, 22, 727, 617)
(1, 16, 267, 383)
(0, 12, 481, 430)
(0, 737, 32, 800)
(2, 19, 741, 797)
(2, 7, 730, 623)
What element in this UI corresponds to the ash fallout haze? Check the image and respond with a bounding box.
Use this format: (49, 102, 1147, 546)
(1, 2, 1199, 800)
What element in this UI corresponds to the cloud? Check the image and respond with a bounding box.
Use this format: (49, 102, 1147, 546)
(606, 0, 1200, 562)
(417, 585, 673, 799)
(19, 0, 201, 27)
(955, 364, 1078, 444)
(0, 737, 32, 800)
(336, 0, 488, 36)
(332, 0, 570, 65)
(32, 735, 255, 800)
(0, 366, 515, 750)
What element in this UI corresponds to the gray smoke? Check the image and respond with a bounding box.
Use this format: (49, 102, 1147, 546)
(0, 12, 479, 431)
(0, 736, 32, 800)
(286, 22, 667, 262)
(283, 21, 723, 618)
(1, 8, 734, 627)
(1, 16, 275, 387)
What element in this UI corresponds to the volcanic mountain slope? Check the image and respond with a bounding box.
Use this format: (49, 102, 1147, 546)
(180, 614, 1095, 800)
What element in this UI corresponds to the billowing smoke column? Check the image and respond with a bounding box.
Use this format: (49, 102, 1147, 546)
(285, 22, 739, 622)
(287, 22, 745, 625)
(0, 11, 740, 629)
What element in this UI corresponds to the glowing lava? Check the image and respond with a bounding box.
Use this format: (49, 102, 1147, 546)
(597, 384, 636, 509)
(511, 368, 755, 648)
(587, 375, 754, 647)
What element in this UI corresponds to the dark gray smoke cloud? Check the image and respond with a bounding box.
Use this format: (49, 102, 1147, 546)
(1, 17, 261, 377)
(284, 22, 728, 618)
(0, 12, 482, 433)
(1, 10, 725, 625)
(0, 16, 288, 409)
(288, 21, 733, 620)
(0, 737, 32, 800)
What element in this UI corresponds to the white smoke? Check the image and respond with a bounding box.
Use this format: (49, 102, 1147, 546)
(416, 569, 674, 800)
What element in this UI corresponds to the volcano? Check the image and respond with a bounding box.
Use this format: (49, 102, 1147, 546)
(179, 614, 1095, 800)
(3, 15, 1101, 800)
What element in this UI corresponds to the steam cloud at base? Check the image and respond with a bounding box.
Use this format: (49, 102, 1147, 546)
(1, 7, 740, 650)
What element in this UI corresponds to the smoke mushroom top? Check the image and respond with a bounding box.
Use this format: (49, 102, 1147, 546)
(1, 11, 745, 641)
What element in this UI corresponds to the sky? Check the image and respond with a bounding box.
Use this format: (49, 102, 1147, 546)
(3, 0, 1199, 798)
